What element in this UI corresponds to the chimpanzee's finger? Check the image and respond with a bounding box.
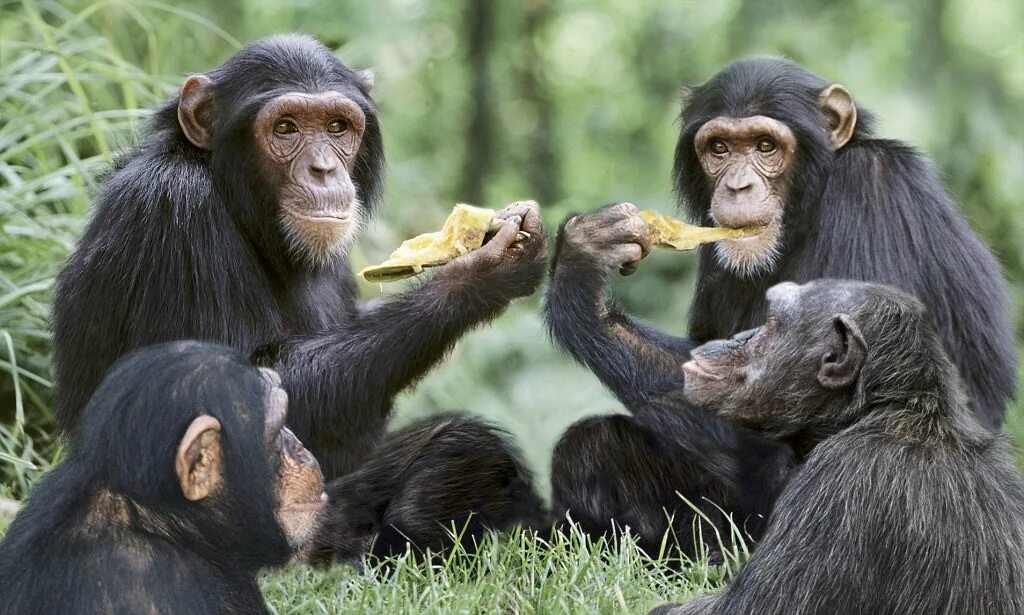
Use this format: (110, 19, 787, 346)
(614, 243, 643, 276)
(479, 216, 521, 255)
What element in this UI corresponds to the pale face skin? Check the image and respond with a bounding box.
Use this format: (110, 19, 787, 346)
(694, 115, 798, 277)
(684, 84, 857, 279)
(253, 92, 368, 263)
(176, 75, 371, 266)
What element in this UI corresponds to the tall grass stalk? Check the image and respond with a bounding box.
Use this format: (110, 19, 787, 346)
(0, 0, 231, 496)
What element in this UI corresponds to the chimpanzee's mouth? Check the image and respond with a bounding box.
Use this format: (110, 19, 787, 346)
(683, 358, 724, 381)
(305, 212, 349, 222)
(284, 492, 329, 512)
(283, 206, 350, 223)
(716, 216, 778, 243)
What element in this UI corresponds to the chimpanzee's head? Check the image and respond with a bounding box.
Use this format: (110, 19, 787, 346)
(682, 280, 950, 446)
(674, 58, 873, 277)
(73, 341, 325, 566)
(173, 35, 384, 267)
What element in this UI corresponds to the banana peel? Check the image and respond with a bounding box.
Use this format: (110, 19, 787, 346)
(360, 204, 503, 283)
(639, 210, 765, 250)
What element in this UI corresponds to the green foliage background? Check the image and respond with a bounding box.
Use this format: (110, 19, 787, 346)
(1, 0, 1022, 499)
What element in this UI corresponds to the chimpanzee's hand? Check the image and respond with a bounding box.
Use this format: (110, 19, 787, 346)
(557, 202, 652, 276)
(435, 200, 546, 300)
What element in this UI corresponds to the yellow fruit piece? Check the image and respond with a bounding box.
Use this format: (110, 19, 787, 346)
(360, 204, 497, 283)
(639, 210, 765, 251)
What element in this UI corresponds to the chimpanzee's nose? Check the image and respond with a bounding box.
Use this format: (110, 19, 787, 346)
(309, 157, 338, 178)
(307, 145, 339, 178)
(725, 173, 754, 193)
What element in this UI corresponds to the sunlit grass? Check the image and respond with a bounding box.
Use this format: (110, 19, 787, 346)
(1, 0, 178, 494)
(0, 519, 729, 614)
(259, 526, 728, 615)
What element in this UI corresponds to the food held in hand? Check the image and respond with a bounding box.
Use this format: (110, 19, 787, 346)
(360, 204, 499, 283)
(639, 209, 765, 250)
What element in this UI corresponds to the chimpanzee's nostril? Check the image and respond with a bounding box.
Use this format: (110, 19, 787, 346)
(309, 160, 338, 177)
(726, 179, 754, 193)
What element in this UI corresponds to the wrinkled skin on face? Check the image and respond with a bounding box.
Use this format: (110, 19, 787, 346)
(691, 84, 857, 277)
(694, 116, 797, 277)
(259, 368, 327, 549)
(253, 93, 368, 263)
(177, 75, 372, 266)
(682, 281, 868, 441)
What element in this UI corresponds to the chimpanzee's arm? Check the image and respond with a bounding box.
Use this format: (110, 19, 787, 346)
(544, 205, 693, 410)
(276, 203, 545, 468)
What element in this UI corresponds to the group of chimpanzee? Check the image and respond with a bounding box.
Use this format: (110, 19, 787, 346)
(0, 34, 1020, 614)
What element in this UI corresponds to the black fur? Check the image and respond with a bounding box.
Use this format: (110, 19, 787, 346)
(0, 342, 288, 615)
(51, 35, 544, 561)
(654, 281, 1024, 615)
(307, 414, 547, 562)
(545, 58, 1014, 556)
(678, 58, 1015, 429)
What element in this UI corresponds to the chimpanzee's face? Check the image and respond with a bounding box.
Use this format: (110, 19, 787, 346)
(690, 84, 857, 278)
(253, 93, 368, 263)
(694, 116, 796, 277)
(682, 281, 867, 436)
(176, 70, 377, 267)
(258, 368, 326, 549)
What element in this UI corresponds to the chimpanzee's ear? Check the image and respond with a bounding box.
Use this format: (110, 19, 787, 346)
(175, 415, 223, 501)
(177, 74, 216, 150)
(818, 313, 867, 390)
(354, 69, 375, 94)
(679, 85, 694, 109)
(817, 84, 857, 150)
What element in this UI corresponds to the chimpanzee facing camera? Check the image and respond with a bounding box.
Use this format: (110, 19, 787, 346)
(0, 342, 323, 615)
(652, 280, 1024, 615)
(50, 34, 547, 561)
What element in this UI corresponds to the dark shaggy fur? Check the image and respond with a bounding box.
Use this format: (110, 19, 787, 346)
(545, 58, 1014, 557)
(51, 35, 545, 561)
(0, 342, 289, 615)
(653, 281, 1024, 615)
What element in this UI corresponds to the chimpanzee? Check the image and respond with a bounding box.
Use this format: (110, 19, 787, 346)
(51, 35, 546, 561)
(545, 58, 1015, 556)
(0, 341, 325, 614)
(650, 280, 1024, 615)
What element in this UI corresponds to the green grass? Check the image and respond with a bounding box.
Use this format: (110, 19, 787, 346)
(259, 528, 733, 614)
(0, 512, 731, 614)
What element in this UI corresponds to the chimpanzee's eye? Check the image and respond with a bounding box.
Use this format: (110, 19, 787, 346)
(326, 118, 348, 134)
(709, 139, 729, 155)
(756, 137, 777, 153)
(273, 119, 298, 135)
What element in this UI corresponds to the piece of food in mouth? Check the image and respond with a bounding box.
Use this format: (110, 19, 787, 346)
(639, 209, 765, 251)
(360, 203, 522, 283)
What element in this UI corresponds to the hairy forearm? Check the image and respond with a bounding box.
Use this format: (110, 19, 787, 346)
(545, 256, 691, 409)
(279, 257, 541, 440)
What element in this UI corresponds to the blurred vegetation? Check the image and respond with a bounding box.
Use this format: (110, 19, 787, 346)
(1, 0, 1022, 498)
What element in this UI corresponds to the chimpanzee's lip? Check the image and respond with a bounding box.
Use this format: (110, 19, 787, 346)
(282, 204, 351, 222)
(683, 358, 723, 381)
(290, 210, 350, 222)
(717, 217, 775, 240)
(284, 492, 329, 512)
